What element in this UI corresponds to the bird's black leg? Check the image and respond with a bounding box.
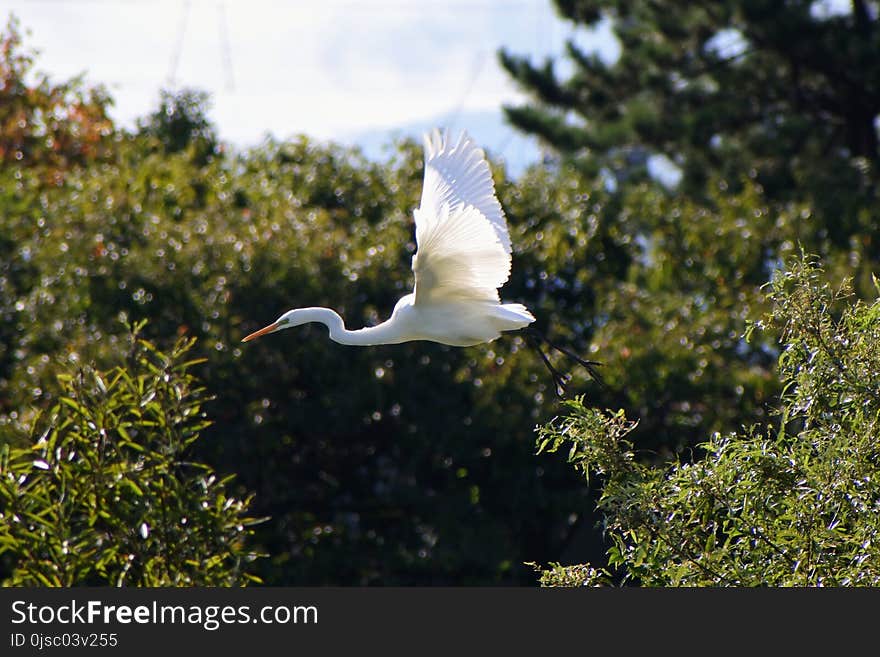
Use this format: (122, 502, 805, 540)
(525, 331, 570, 397)
(525, 327, 606, 394)
(538, 331, 605, 388)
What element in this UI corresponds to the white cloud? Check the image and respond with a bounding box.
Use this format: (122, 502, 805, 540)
(3, 0, 617, 168)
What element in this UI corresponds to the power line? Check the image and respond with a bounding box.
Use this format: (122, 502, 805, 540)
(165, 0, 235, 92)
(217, 0, 234, 91)
(166, 0, 191, 87)
(442, 50, 487, 132)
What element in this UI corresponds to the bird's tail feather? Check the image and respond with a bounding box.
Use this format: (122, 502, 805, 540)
(494, 303, 536, 330)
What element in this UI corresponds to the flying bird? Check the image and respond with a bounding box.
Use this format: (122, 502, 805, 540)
(242, 129, 599, 393)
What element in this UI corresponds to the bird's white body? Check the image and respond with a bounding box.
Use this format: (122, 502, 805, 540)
(242, 129, 535, 347)
(282, 296, 534, 347)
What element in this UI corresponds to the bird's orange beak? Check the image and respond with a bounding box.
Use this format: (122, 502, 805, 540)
(241, 321, 281, 343)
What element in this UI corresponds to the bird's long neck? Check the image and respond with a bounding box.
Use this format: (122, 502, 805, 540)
(286, 307, 402, 346)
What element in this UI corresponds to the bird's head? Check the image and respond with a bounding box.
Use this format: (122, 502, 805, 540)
(241, 308, 335, 342)
(241, 309, 301, 342)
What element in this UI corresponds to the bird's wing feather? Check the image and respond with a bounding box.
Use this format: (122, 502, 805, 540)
(412, 129, 512, 304)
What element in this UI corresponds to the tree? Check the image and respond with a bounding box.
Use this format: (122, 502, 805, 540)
(532, 256, 880, 586)
(4, 14, 871, 586)
(0, 63, 605, 581)
(0, 16, 801, 581)
(500, 1, 880, 282)
(137, 88, 219, 165)
(0, 325, 262, 586)
(0, 15, 113, 179)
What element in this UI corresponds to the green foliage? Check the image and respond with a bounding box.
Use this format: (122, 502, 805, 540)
(501, 0, 880, 292)
(0, 15, 113, 177)
(528, 561, 610, 586)
(0, 120, 798, 581)
(0, 70, 598, 581)
(534, 256, 880, 586)
(0, 324, 262, 586)
(0, 15, 816, 584)
(575, 180, 795, 452)
(2, 14, 875, 586)
(137, 88, 218, 165)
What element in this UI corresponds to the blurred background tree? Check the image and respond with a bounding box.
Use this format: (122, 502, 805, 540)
(137, 88, 219, 166)
(501, 0, 879, 284)
(498, 0, 879, 446)
(1, 1, 878, 586)
(0, 16, 113, 179)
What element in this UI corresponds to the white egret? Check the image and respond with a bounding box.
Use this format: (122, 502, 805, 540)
(242, 128, 599, 392)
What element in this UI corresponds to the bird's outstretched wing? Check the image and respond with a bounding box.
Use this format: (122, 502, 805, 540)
(411, 129, 512, 305)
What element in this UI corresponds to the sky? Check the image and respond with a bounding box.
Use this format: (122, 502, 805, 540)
(3, 0, 619, 174)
